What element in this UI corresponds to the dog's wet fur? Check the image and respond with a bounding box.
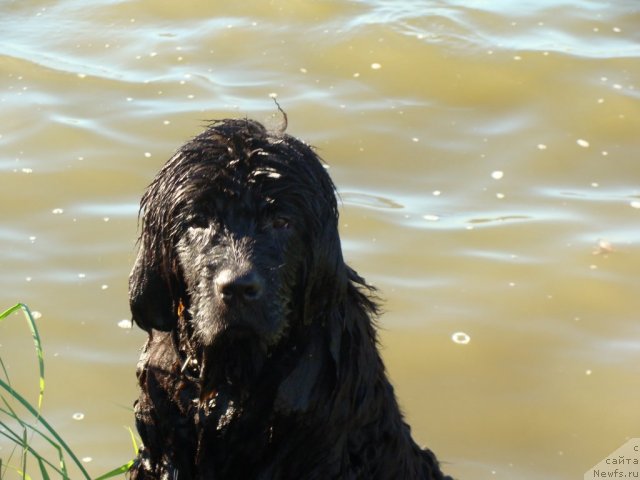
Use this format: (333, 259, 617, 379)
(128, 119, 451, 479)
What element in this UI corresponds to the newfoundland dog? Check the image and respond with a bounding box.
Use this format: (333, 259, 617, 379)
(128, 118, 451, 479)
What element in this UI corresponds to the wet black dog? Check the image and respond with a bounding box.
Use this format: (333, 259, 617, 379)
(128, 119, 451, 479)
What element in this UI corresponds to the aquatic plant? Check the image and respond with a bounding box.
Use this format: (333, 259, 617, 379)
(0, 303, 134, 479)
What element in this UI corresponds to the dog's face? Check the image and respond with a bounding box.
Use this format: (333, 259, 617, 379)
(175, 166, 306, 348)
(130, 120, 348, 356)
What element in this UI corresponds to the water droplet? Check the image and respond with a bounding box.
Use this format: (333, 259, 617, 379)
(451, 332, 470, 345)
(118, 319, 133, 329)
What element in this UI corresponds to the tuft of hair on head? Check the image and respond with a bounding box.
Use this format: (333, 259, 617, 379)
(267, 96, 288, 136)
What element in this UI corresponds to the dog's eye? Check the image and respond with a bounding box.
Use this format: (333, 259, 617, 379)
(271, 217, 290, 230)
(184, 212, 214, 230)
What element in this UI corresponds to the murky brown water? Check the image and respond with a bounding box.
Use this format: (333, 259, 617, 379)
(1, 1, 639, 478)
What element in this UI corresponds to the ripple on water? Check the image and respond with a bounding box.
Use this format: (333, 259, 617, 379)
(349, 0, 639, 58)
(74, 202, 139, 218)
(340, 191, 404, 210)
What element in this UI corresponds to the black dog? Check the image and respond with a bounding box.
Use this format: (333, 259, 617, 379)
(128, 118, 451, 479)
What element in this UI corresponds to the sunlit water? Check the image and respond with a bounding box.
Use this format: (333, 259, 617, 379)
(1, 1, 639, 478)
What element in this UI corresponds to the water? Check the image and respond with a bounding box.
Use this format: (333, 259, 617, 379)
(1, 1, 639, 478)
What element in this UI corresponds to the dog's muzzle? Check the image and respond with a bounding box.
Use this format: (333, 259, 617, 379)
(215, 268, 264, 304)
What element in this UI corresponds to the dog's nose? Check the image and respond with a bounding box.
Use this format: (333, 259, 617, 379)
(215, 269, 264, 303)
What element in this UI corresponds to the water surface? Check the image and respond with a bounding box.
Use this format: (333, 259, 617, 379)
(1, 1, 639, 478)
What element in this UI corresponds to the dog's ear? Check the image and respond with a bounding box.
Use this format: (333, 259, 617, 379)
(302, 219, 348, 324)
(299, 222, 348, 380)
(129, 243, 177, 332)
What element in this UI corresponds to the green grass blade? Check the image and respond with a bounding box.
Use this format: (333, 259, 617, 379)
(36, 456, 52, 480)
(0, 397, 71, 479)
(21, 427, 28, 479)
(0, 378, 90, 479)
(127, 426, 139, 455)
(1, 462, 33, 480)
(0, 303, 23, 320)
(0, 399, 69, 477)
(0, 416, 21, 473)
(1, 303, 134, 478)
(0, 426, 66, 477)
(0, 356, 12, 387)
(93, 460, 134, 480)
(19, 304, 45, 411)
(0, 303, 46, 411)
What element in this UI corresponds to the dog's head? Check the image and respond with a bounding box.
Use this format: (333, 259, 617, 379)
(129, 119, 348, 351)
